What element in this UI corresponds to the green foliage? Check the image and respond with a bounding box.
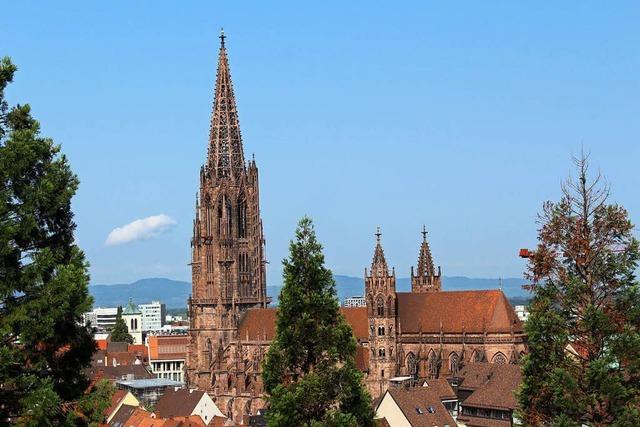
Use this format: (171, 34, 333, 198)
(263, 217, 374, 427)
(0, 56, 96, 424)
(109, 306, 133, 344)
(78, 379, 116, 426)
(518, 155, 640, 426)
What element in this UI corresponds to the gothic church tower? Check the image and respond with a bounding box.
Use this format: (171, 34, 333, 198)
(186, 32, 268, 390)
(365, 228, 398, 397)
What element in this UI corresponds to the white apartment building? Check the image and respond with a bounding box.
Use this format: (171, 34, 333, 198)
(515, 305, 530, 322)
(84, 307, 119, 329)
(139, 301, 166, 331)
(344, 296, 367, 308)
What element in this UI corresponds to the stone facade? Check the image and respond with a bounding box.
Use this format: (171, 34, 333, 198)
(186, 34, 527, 424)
(185, 32, 269, 421)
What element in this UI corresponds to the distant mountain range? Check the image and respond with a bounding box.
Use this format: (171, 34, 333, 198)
(89, 275, 529, 309)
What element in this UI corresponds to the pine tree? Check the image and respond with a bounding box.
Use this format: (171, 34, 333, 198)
(263, 217, 374, 427)
(0, 57, 98, 424)
(109, 306, 133, 344)
(518, 154, 640, 426)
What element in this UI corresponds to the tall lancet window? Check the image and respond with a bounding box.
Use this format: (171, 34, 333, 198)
(238, 197, 247, 238)
(226, 199, 233, 235)
(376, 296, 385, 316)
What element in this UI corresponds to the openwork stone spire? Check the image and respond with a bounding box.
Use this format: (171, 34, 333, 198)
(207, 29, 245, 180)
(371, 227, 389, 277)
(411, 225, 441, 292)
(416, 225, 435, 277)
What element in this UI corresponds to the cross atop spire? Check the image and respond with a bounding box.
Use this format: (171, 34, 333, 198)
(207, 30, 245, 180)
(219, 28, 226, 47)
(371, 227, 389, 277)
(416, 227, 435, 277)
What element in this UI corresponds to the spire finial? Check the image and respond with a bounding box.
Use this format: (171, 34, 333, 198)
(421, 224, 428, 241)
(375, 226, 381, 242)
(219, 28, 226, 47)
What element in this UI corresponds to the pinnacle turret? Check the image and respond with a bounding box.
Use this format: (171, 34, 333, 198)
(370, 227, 389, 277)
(416, 225, 435, 277)
(411, 225, 441, 292)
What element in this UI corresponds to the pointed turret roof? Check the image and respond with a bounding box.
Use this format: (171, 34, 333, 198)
(207, 29, 245, 180)
(371, 227, 389, 277)
(416, 225, 435, 277)
(123, 298, 140, 315)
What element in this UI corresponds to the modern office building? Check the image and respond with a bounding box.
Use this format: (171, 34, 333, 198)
(84, 307, 119, 330)
(139, 301, 166, 331)
(146, 334, 188, 384)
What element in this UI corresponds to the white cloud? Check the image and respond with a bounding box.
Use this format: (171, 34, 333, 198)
(105, 214, 176, 246)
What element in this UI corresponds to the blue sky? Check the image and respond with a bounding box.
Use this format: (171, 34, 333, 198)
(3, 2, 639, 285)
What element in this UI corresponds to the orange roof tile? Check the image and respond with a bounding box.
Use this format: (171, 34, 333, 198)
(459, 363, 522, 410)
(384, 387, 456, 426)
(397, 290, 522, 334)
(237, 307, 369, 342)
(104, 389, 127, 417)
(355, 345, 370, 372)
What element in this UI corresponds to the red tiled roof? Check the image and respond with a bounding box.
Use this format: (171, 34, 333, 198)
(397, 290, 522, 334)
(341, 307, 368, 340)
(459, 363, 522, 410)
(383, 387, 456, 427)
(355, 345, 370, 372)
(110, 404, 138, 426)
(104, 389, 127, 417)
(237, 307, 368, 342)
(156, 388, 205, 418)
(455, 415, 512, 427)
(422, 378, 457, 401)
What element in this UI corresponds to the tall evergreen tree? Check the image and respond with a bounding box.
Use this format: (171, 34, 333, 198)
(109, 306, 133, 344)
(263, 217, 374, 427)
(0, 57, 98, 424)
(518, 154, 640, 426)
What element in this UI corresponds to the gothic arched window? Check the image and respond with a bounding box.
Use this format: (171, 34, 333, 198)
(428, 352, 439, 377)
(378, 326, 385, 336)
(450, 352, 459, 375)
(238, 197, 247, 238)
(226, 199, 232, 235)
(376, 296, 384, 316)
(492, 352, 507, 364)
(406, 352, 417, 376)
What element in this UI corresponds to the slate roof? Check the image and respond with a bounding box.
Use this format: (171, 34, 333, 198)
(384, 387, 456, 426)
(397, 290, 522, 334)
(155, 388, 205, 418)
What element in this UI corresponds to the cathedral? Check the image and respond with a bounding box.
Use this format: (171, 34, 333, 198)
(186, 33, 527, 423)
